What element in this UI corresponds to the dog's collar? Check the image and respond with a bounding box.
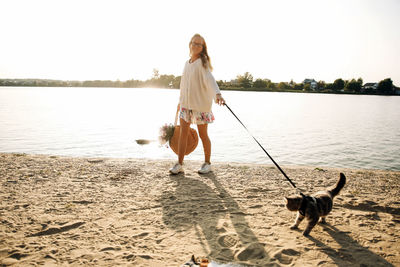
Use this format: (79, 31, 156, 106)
(299, 195, 314, 216)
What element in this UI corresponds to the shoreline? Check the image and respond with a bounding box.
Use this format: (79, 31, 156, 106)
(2, 85, 400, 98)
(1, 152, 399, 266)
(3, 151, 399, 173)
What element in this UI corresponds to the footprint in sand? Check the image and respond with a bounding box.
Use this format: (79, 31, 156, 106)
(27, 222, 85, 237)
(100, 247, 121, 252)
(217, 234, 238, 248)
(272, 252, 292, 265)
(235, 243, 266, 261)
(272, 248, 300, 265)
(132, 232, 149, 239)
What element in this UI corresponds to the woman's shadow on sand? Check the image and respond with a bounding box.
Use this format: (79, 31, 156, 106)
(158, 172, 271, 265)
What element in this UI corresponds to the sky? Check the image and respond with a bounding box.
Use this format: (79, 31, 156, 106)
(1, 0, 399, 85)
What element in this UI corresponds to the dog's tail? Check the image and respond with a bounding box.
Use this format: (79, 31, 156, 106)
(329, 173, 346, 198)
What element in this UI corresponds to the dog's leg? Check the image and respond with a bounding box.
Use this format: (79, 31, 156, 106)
(303, 217, 319, 236)
(320, 216, 327, 224)
(290, 212, 304, 229)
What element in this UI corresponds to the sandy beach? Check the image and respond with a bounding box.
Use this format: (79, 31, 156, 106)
(0, 153, 399, 266)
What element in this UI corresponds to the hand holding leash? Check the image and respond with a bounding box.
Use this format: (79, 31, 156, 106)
(216, 94, 225, 105)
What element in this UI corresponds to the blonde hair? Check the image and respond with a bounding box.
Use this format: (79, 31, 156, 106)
(189, 33, 213, 71)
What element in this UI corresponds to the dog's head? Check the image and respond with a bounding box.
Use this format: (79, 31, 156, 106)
(285, 196, 302, 211)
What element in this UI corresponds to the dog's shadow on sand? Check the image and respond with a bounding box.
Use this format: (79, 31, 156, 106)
(159, 172, 270, 265)
(306, 223, 394, 267)
(342, 201, 400, 218)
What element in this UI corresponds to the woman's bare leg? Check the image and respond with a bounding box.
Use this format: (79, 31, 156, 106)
(197, 123, 211, 163)
(178, 118, 190, 164)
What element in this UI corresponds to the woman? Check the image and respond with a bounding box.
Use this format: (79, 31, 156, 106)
(169, 33, 225, 175)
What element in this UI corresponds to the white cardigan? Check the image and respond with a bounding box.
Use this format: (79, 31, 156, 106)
(179, 58, 221, 112)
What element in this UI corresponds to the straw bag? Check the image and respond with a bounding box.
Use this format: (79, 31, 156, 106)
(169, 111, 198, 155)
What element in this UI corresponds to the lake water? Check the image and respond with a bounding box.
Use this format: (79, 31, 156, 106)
(0, 87, 399, 171)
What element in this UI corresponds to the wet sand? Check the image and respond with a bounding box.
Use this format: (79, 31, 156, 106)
(1, 153, 399, 266)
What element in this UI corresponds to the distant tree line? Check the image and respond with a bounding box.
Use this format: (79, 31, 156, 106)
(0, 69, 180, 89)
(219, 72, 398, 95)
(1, 69, 398, 95)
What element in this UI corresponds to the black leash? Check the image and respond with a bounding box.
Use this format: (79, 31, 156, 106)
(224, 103, 304, 196)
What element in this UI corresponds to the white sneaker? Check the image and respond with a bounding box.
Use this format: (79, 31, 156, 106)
(198, 162, 212, 174)
(169, 163, 184, 174)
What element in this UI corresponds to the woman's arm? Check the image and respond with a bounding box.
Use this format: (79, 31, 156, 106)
(203, 68, 225, 105)
(178, 63, 187, 110)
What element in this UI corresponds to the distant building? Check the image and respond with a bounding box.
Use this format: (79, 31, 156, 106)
(363, 83, 378, 91)
(303, 79, 318, 90)
(230, 79, 239, 86)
